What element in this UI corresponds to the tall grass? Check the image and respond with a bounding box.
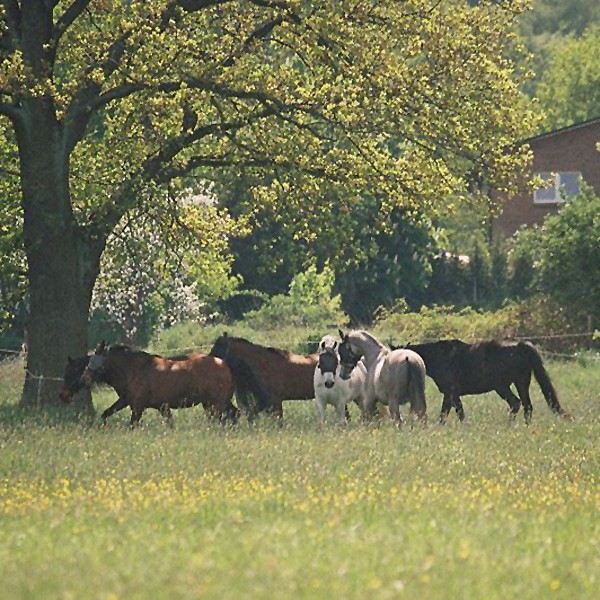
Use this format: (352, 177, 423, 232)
(1, 352, 600, 598)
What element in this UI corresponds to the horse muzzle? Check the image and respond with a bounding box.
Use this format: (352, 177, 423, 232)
(324, 380, 335, 389)
(339, 366, 353, 381)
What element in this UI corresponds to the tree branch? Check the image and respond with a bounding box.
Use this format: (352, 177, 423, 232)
(176, 0, 236, 10)
(53, 0, 93, 45)
(0, 101, 20, 122)
(63, 32, 129, 152)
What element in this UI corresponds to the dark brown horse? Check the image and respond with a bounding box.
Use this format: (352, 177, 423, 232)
(60, 354, 92, 402)
(60, 352, 133, 422)
(77, 341, 269, 426)
(209, 333, 318, 419)
(401, 339, 569, 424)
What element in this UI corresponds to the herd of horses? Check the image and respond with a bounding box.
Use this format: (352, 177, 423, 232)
(59, 329, 571, 427)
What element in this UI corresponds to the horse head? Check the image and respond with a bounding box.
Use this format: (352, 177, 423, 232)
(338, 329, 362, 380)
(209, 332, 230, 359)
(59, 355, 90, 402)
(317, 346, 339, 388)
(319, 335, 338, 352)
(80, 340, 109, 386)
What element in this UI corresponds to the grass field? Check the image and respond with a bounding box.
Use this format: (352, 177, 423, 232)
(1, 354, 599, 599)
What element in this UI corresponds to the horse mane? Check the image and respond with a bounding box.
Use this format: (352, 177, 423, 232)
(349, 329, 388, 351)
(221, 335, 298, 359)
(108, 344, 160, 366)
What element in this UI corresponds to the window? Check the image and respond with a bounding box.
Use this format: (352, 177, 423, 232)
(533, 171, 582, 204)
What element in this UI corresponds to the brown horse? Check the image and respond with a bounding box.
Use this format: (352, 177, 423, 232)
(80, 341, 269, 426)
(209, 333, 318, 419)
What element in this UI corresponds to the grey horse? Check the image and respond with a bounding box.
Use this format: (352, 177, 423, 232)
(338, 329, 427, 425)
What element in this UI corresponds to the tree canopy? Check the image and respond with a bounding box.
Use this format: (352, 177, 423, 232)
(0, 0, 538, 407)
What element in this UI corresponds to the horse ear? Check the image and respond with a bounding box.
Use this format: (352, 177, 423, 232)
(320, 341, 325, 350)
(338, 329, 345, 340)
(333, 341, 338, 349)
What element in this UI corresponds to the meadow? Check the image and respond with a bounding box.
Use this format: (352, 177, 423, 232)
(1, 353, 599, 599)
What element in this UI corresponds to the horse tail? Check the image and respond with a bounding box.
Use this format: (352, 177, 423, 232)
(224, 355, 271, 415)
(521, 342, 564, 415)
(407, 356, 427, 419)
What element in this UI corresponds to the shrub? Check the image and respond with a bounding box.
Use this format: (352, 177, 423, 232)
(242, 264, 346, 330)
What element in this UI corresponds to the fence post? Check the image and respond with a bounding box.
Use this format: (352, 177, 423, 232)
(588, 315, 593, 351)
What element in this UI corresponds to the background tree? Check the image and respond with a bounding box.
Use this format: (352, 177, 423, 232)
(511, 187, 600, 328)
(519, 0, 600, 97)
(0, 0, 537, 409)
(536, 26, 600, 128)
(91, 188, 240, 346)
(218, 178, 438, 322)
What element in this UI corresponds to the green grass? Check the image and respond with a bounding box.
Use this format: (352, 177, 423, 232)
(1, 356, 600, 599)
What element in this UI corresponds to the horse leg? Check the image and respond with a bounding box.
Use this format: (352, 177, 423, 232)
(515, 375, 533, 424)
(130, 407, 144, 428)
(269, 398, 284, 423)
(362, 394, 378, 423)
(314, 396, 326, 425)
(335, 399, 348, 427)
(101, 395, 128, 424)
(439, 393, 453, 424)
(216, 393, 239, 425)
(496, 386, 521, 423)
(453, 395, 466, 422)
(160, 403, 174, 428)
(388, 397, 404, 426)
(220, 403, 239, 425)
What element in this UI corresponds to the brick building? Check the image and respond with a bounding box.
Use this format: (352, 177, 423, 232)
(492, 117, 600, 239)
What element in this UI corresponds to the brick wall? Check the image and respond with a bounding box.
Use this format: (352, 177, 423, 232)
(492, 119, 600, 239)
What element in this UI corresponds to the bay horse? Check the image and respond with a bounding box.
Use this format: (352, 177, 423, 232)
(209, 333, 317, 419)
(338, 329, 427, 424)
(79, 341, 269, 426)
(314, 335, 367, 425)
(402, 339, 570, 424)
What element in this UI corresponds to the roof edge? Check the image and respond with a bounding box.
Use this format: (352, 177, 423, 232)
(523, 116, 600, 144)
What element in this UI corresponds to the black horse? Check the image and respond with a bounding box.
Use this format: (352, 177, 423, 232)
(400, 339, 569, 424)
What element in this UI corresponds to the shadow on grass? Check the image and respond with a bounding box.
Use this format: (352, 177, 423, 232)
(0, 401, 98, 428)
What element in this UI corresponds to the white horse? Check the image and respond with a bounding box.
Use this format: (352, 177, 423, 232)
(313, 335, 367, 425)
(338, 329, 427, 424)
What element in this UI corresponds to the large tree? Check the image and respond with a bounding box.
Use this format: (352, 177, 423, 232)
(0, 0, 536, 410)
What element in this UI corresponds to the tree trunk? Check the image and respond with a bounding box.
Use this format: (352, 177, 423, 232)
(16, 101, 102, 413)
